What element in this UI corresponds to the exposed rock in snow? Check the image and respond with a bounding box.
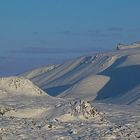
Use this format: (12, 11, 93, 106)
(117, 42, 140, 50)
(55, 100, 104, 122)
(69, 100, 98, 119)
(0, 106, 15, 116)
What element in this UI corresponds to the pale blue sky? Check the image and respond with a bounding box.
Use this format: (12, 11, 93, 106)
(0, 0, 140, 75)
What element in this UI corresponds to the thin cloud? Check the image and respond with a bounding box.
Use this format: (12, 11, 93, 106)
(55, 30, 72, 35)
(87, 29, 101, 35)
(32, 32, 39, 35)
(87, 29, 123, 38)
(107, 27, 124, 32)
(0, 56, 7, 61)
(10, 46, 95, 54)
(127, 28, 140, 32)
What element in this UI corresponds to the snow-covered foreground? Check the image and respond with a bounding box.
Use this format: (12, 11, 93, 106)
(0, 95, 140, 140)
(0, 42, 140, 139)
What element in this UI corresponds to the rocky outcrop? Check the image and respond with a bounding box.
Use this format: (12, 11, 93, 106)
(117, 42, 140, 50)
(55, 100, 102, 122)
(69, 100, 98, 119)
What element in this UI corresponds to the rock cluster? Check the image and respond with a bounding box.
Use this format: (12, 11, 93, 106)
(69, 100, 98, 119)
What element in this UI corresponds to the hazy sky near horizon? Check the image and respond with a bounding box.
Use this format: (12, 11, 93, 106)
(0, 0, 140, 75)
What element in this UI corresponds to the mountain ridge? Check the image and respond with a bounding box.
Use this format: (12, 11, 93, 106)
(20, 42, 140, 106)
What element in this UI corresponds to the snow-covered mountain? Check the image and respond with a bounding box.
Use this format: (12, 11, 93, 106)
(21, 42, 140, 106)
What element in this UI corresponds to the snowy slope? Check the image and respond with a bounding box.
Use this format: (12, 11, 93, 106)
(21, 42, 140, 106)
(23, 54, 116, 96)
(20, 65, 57, 79)
(59, 75, 110, 100)
(0, 77, 50, 98)
(106, 84, 140, 106)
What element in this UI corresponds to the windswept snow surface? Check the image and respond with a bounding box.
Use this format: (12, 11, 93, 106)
(0, 97, 140, 139)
